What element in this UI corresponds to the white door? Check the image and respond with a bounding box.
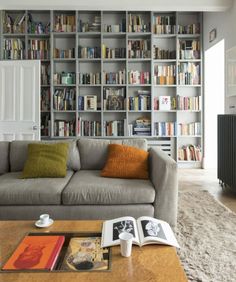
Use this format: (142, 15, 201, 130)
(0, 60, 40, 141)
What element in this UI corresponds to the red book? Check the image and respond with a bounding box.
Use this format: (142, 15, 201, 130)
(2, 235, 65, 271)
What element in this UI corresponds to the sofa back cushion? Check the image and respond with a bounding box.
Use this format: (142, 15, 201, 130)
(78, 138, 147, 170)
(0, 141, 10, 174)
(10, 139, 80, 172)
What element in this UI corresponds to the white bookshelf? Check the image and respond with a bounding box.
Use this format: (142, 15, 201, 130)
(0, 10, 203, 167)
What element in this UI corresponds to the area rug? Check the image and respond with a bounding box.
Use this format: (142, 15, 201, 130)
(176, 190, 236, 282)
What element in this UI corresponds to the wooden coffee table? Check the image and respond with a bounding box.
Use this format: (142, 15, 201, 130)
(0, 220, 188, 282)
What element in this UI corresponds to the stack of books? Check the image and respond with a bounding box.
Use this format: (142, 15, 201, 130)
(128, 70, 151, 84)
(178, 144, 202, 161)
(128, 40, 151, 59)
(128, 14, 150, 32)
(28, 39, 50, 60)
(78, 72, 101, 84)
(154, 65, 176, 85)
(78, 16, 101, 32)
(177, 95, 201, 111)
(53, 88, 76, 110)
(178, 40, 200, 59)
(53, 47, 75, 59)
(102, 44, 126, 59)
(178, 62, 200, 85)
(54, 119, 75, 137)
(54, 14, 76, 32)
(78, 46, 101, 59)
(103, 88, 125, 110)
(78, 118, 101, 136)
(103, 70, 126, 84)
(3, 39, 25, 59)
(153, 15, 175, 34)
(41, 89, 50, 111)
(130, 117, 151, 136)
(3, 12, 26, 33)
(178, 23, 200, 34)
(178, 122, 201, 136)
(154, 122, 177, 136)
(104, 120, 125, 136)
(153, 45, 176, 59)
(41, 64, 50, 85)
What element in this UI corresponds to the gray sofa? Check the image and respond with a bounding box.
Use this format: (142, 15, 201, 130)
(0, 138, 178, 227)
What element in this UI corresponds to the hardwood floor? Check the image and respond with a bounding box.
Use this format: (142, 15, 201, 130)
(179, 169, 236, 213)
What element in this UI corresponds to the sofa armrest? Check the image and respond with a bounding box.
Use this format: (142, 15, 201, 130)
(149, 147, 178, 227)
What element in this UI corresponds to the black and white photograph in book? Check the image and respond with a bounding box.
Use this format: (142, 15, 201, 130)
(113, 220, 136, 241)
(141, 220, 167, 240)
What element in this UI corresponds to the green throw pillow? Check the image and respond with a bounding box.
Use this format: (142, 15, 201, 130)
(21, 143, 69, 178)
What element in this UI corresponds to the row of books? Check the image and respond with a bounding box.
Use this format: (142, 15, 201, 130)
(53, 72, 76, 85)
(78, 46, 101, 59)
(104, 120, 125, 136)
(178, 40, 200, 60)
(54, 14, 76, 32)
(153, 96, 177, 111)
(129, 117, 151, 136)
(3, 39, 25, 59)
(177, 95, 201, 111)
(28, 39, 50, 60)
(103, 88, 125, 110)
(128, 14, 150, 32)
(3, 12, 26, 34)
(103, 70, 126, 85)
(54, 120, 75, 136)
(128, 95, 151, 111)
(41, 89, 50, 111)
(154, 65, 176, 85)
(41, 64, 50, 85)
(53, 88, 76, 110)
(102, 45, 126, 59)
(178, 122, 201, 136)
(78, 72, 101, 85)
(154, 122, 177, 136)
(78, 118, 101, 136)
(78, 95, 98, 111)
(128, 71, 151, 85)
(78, 16, 101, 32)
(178, 63, 200, 85)
(128, 40, 151, 59)
(53, 48, 75, 59)
(153, 25, 176, 35)
(178, 24, 200, 35)
(153, 46, 176, 60)
(178, 144, 202, 161)
(104, 22, 126, 33)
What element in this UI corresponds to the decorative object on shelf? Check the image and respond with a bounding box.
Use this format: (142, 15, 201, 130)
(154, 96, 176, 110)
(103, 88, 125, 110)
(28, 13, 50, 34)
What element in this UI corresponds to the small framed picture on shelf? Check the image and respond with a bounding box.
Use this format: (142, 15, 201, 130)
(209, 28, 217, 43)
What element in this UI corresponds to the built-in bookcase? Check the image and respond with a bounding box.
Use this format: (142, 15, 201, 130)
(0, 10, 203, 167)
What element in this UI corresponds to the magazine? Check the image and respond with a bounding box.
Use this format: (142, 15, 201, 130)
(101, 216, 180, 248)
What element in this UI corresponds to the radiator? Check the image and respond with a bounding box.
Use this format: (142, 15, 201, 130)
(218, 115, 236, 190)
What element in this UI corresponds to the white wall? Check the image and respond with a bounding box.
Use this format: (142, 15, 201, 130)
(204, 1, 236, 113)
(203, 1, 236, 168)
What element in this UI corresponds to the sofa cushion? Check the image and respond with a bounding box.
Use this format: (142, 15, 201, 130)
(62, 170, 155, 205)
(0, 171, 74, 205)
(21, 143, 69, 178)
(78, 138, 147, 170)
(0, 141, 10, 175)
(10, 139, 80, 172)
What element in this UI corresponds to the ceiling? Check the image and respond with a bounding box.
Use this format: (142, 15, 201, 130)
(0, 0, 233, 11)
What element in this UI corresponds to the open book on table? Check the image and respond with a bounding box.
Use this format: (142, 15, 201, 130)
(101, 216, 180, 248)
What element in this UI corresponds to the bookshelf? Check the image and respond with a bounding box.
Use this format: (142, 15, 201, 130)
(0, 10, 203, 167)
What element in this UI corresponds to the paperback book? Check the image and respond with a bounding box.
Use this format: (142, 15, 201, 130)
(101, 216, 179, 248)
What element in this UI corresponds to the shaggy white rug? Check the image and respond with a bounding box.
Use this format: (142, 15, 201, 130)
(176, 190, 236, 282)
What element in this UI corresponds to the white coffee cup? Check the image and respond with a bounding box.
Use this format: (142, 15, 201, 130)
(39, 214, 50, 225)
(119, 232, 133, 257)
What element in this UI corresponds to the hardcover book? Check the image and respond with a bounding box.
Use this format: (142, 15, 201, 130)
(2, 235, 65, 271)
(60, 237, 109, 271)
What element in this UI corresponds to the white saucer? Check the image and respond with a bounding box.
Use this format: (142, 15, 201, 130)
(35, 218, 54, 228)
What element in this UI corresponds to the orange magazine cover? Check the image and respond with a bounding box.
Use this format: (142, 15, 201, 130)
(2, 235, 65, 270)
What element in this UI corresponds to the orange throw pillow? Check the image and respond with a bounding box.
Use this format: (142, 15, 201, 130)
(101, 144, 149, 179)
